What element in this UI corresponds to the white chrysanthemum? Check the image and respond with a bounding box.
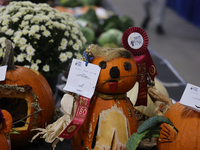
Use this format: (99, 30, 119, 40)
(81, 36, 87, 44)
(66, 52, 73, 58)
(29, 30, 35, 36)
(43, 30, 50, 37)
(2, 19, 9, 25)
(1, 26, 8, 32)
(36, 59, 41, 64)
(40, 25, 46, 31)
(31, 63, 39, 71)
(0, 51, 3, 57)
(64, 31, 69, 37)
(24, 14, 33, 20)
(22, 29, 28, 35)
(60, 23, 66, 30)
(69, 40, 73, 46)
(24, 65, 30, 68)
(12, 17, 19, 22)
(41, 15, 49, 21)
(0, 42, 5, 49)
(16, 12, 22, 17)
(20, 44, 27, 51)
(31, 25, 40, 32)
(19, 37, 27, 45)
(13, 36, 20, 43)
(43, 64, 50, 72)
(53, 21, 60, 28)
(26, 45, 35, 55)
(72, 43, 79, 51)
(14, 56, 17, 62)
(0, 37, 6, 43)
(61, 38, 68, 46)
(17, 53, 24, 62)
(72, 27, 79, 34)
(75, 53, 82, 60)
(26, 55, 32, 62)
(66, 26, 71, 30)
(59, 53, 68, 62)
(34, 34, 41, 39)
(76, 39, 82, 47)
(71, 33, 77, 39)
(14, 31, 23, 37)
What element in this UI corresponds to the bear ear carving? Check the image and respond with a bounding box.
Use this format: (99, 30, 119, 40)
(99, 61, 107, 69)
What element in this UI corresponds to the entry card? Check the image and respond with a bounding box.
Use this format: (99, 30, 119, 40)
(63, 59, 101, 98)
(0, 65, 7, 81)
(180, 83, 200, 112)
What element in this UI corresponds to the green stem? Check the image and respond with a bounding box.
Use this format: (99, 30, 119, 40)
(1, 39, 16, 70)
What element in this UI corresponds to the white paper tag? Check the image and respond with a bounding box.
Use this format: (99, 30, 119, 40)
(0, 65, 7, 81)
(63, 59, 101, 98)
(180, 83, 200, 112)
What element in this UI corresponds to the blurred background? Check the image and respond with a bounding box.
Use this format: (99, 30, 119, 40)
(108, 0, 200, 87)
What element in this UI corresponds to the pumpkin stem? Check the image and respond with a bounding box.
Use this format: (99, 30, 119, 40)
(1, 39, 16, 70)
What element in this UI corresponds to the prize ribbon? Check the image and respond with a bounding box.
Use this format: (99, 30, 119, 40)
(122, 27, 157, 106)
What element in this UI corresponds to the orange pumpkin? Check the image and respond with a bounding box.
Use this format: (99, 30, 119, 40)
(0, 109, 12, 150)
(1, 109, 13, 134)
(0, 39, 55, 148)
(0, 130, 10, 150)
(157, 102, 200, 150)
(72, 45, 138, 150)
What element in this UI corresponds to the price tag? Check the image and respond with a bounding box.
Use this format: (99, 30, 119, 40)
(0, 65, 7, 81)
(180, 83, 200, 112)
(63, 58, 101, 98)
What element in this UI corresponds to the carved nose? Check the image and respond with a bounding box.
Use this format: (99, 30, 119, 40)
(109, 66, 120, 78)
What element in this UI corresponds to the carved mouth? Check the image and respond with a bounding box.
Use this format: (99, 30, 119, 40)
(108, 80, 119, 94)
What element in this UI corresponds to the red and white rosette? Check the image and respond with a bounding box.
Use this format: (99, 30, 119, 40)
(122, 27, 157, 106)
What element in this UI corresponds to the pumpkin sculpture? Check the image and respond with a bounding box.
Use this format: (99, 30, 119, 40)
(0, 40, 55, 148)
(157, 101, 200, 150)
(0, 109, 13, 150)
(72, 44, 138, 150)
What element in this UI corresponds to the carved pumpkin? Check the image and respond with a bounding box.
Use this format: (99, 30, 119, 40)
(0, 40, 55, 148)
(0, 109, 12, 150)
(72, 45, 138, 150)
(157, 102, 200, 150)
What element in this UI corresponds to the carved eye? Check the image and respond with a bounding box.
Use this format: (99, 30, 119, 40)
(124, 62, 132, 71)
(99, 61, 107, 69)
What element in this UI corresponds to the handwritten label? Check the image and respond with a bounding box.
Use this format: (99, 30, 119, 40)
(0, 65, 7, 81)
(63, 58, 101, 98)
(180, 83, 200, 112)
(59, 95, 91, 139)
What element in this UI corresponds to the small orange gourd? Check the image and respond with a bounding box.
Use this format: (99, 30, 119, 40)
(72, 45, 138, 150)
(0, 109, 13, 150)
(157, 102, 200, 150)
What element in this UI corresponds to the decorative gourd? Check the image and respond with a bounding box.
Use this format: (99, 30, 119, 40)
(0, 40, 55, 148)
(0, 109, 13, 150)
(157, 102, 199, 150)
(72, 44, 138, 150)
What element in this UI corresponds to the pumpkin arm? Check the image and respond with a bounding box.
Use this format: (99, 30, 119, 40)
(126, 116, 176, 150)
(1, 110, 13, 134)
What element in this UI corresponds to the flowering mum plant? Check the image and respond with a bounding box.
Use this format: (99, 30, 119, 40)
(0, 1, 86, 77)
